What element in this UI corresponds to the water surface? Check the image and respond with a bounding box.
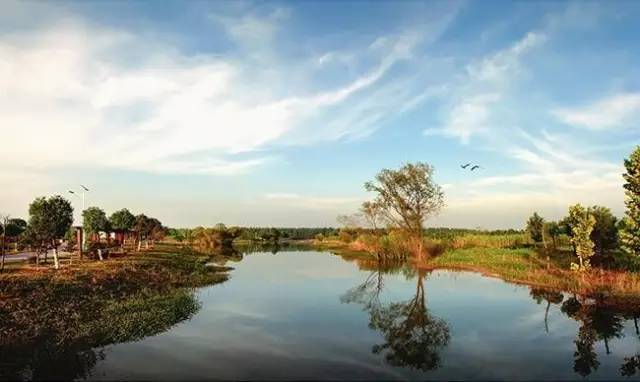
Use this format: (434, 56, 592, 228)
(11, 249, 640, 380)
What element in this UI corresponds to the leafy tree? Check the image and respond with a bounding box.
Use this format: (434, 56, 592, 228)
(559, 215, 578, 255)
(568, 204, 596, 272)
(364, 162, 444, 259)
(132, 214, 164, 249)
(4, 218, 27, 238)
(109, 208, 136, 245)
(545, 221, 562, 249)
(526, 212, 545, 243)
(82, 207, 109, 244)
(587, 206, 619, 260)
(621, 145, 640, 256)
(148, 218, 166, 244)
(0, 216, 23, 269)
(26, 195, 74, 269)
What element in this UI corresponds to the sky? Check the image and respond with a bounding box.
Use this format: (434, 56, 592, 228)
(0, 0, 639, 229)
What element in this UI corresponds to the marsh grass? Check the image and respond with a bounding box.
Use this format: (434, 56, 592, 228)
(423, 248, 640, 301)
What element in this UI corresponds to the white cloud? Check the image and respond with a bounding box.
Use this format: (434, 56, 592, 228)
(425, 93, 500, 143)
(0, 19, 425, 176)
(551, 92, 640, 130)
(426, 32, 546, 143)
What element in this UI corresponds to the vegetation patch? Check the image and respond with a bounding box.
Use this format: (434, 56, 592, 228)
(0, 243, 229, 380)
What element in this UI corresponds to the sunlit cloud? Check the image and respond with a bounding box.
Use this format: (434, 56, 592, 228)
(551, 92, 640, 130)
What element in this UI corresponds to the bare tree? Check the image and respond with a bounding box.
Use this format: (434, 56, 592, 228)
(360, 201, 384, 230)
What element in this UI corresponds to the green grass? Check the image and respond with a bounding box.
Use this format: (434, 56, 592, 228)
(0, 243, 229, 349)
(423, 247, 640, 301)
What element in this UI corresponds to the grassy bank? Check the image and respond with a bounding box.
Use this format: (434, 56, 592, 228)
(0, 243, 229, 379)
(321, 235, 640, 302)
(425, 248, 640, 302)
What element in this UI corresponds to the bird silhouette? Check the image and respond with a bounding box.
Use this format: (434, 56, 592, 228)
(471, 165, 482, 171)
(460, 163, 471, 169)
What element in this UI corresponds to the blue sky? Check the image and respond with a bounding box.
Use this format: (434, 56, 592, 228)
(0, 0, 639, 229)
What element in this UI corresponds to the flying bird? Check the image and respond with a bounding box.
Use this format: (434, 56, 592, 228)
(471, 165, 482, 171)
(460, 163, 471, 169)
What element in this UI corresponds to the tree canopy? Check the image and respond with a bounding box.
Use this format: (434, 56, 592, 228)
(109, 208, 136, 232)
(569, 204, 596, 271)
(526, 212, 545, 243)
(364, 162, 444, 237)
(83, 207, 110, 239)
(622, 145, 640, 256)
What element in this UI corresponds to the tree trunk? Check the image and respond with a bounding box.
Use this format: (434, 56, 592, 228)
(52, 245, 59, 270)
(1, 232, 5, 274)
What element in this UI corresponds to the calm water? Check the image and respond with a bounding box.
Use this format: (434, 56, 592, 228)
(10, 249, 640, 380)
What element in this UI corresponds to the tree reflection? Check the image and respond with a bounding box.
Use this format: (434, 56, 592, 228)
(342, 265, 450, 372)
(529, 288, 563, 333)
(0, 288, 203, 380)
(557, 295, 629, 377)
(527, 287, 640, 378)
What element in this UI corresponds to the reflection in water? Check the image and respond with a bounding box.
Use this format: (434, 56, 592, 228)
(529, 288, 640, 378)
(342, 259, 450, 372)
(0, 288, 206, 380)
(7, 248, 640, 380)
(529, 288, 563, 333)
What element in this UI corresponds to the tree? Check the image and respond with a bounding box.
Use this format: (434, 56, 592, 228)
(569, 204, 596, 272)
(26, 195, 74, 269)
(0, 214, 9, 274)
(545, 221, 562, 249)
(587, 206, 619, 261)
(360, 201, 383, 230)
(82, 207, 109, 245)
(364, 162, 444, 258)
(4, 218, 27, 238)
(526, 212, 545, 244)
(109, 208, 136, 246)
(621, 145, 640, 256)
(336, 214, 363, 229)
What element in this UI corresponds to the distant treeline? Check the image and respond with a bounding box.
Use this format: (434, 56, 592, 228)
(237, 227, 338, 241)
(423, 227, 523, 239)
(168, 226, 339, 243)
(167, 225, 521, 245)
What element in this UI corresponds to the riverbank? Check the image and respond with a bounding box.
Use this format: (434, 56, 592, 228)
(0, 243, 229, 372)
(322, 241, 640, 303)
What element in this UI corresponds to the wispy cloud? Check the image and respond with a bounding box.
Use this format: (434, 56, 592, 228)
(551, 92, 640, 130)
(0, 13, 441, 176)
(424, 31, 546, 143)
